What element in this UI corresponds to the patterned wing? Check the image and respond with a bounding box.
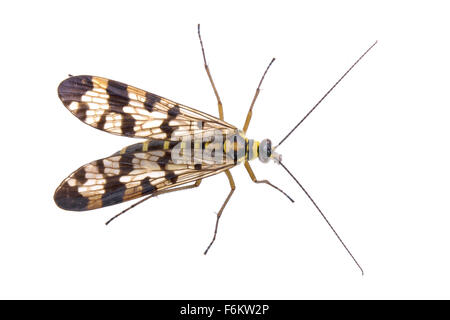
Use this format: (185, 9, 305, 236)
(57, 75, 236, 140)
(54, 143, 234, 211)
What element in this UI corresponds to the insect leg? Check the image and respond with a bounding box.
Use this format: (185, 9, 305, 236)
(204, 170, 235, 254)
(244, 161, 294, 203)
(242, 58, 275, 134)
(105, 179, 203, 225)
(197, 24, 224, 120)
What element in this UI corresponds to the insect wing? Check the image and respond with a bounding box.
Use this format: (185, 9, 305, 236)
(57, 75, 236, 140)
(54, 142, 234, 211)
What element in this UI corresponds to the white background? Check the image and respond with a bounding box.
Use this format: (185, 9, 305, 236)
(1, 0, 449, 299)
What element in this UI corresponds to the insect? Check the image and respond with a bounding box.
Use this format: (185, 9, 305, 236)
(54, 25, 376, 274)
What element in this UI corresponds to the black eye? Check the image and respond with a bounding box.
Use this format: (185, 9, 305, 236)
(266, 140, 272, 158)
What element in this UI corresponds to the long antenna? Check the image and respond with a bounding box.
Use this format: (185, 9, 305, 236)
(279, 161, 364, 275)
(275, 41, 377, 149)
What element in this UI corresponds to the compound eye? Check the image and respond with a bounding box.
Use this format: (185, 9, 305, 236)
(265, 139, 272, 158)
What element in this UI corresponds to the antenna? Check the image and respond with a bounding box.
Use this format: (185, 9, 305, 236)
(279, 161, 364, 275)
(275, 41, 378, 149)
(275, 42, 378, 274)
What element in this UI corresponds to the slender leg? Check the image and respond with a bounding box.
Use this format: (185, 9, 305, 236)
(198, 24, 224, 120)
(244, 161, 294, 203)
(204, 170, 235, 254)
(105, 179, 202, 225)
(242, 58, 276, 133)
